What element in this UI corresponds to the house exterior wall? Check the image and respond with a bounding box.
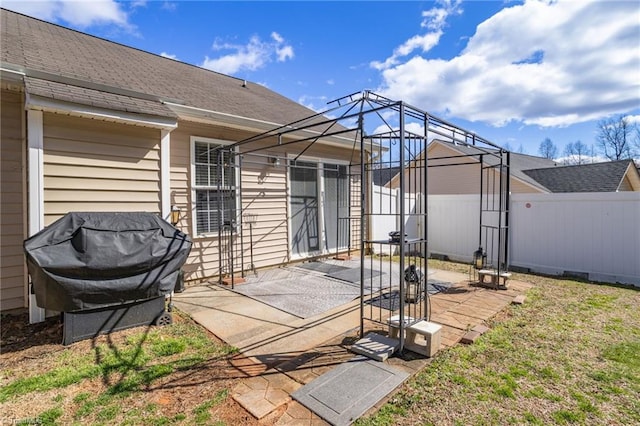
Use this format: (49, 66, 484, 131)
(424, 143, 480, 194)
(619, 174, 634, 191)
(389, 142, 544, 194)
(1, 86, 27, 311)
(170, 121, 362, 284)
(42, 114, 162, 225)
(2, 109, 365, 312)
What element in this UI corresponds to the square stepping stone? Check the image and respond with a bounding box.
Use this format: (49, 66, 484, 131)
(350, 333, 399, 362)
(292, 357, 409, 425)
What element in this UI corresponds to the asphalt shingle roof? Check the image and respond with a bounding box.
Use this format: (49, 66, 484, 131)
(372, 167, 401, 186)
(433, 140, 558, 192)
(522, 160, 633, 193)
(24, 76, 177, 118)
(1, 9, 322, 126)
(431, 140, 635, 193)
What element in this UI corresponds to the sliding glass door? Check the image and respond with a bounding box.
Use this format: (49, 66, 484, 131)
(290, 160, 349, 258)
(323, 163, 349, 252)
(290, 161, 320, 256)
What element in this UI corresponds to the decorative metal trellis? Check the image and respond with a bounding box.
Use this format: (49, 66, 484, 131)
(211, 90, 510, 351)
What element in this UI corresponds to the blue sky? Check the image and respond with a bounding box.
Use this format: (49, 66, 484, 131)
(4, 0, 640, 159)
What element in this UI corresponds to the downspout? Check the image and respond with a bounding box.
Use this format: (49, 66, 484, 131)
(27, 109, 45, 323)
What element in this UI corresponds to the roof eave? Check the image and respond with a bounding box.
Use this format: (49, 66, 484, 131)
(165, 101, 383, 153)
(26, 93, 178, 131)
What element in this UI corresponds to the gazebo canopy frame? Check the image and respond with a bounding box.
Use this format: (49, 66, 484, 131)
(210, 90, 510, 352)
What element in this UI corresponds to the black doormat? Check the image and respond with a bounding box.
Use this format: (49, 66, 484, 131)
(326, 268, 383, 284)
(296, 262, 350, 275)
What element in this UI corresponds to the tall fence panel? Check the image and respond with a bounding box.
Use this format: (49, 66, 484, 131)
(372, 189, 640, 286)
(510, 192, 640, 286)
(427, 194, 479, 263)
(371, 185, 398, 255)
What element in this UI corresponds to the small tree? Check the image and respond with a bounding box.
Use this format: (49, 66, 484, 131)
(563, 140, 590, 165)
(596, 115, 634, 160)
(538, 138, 557, 159)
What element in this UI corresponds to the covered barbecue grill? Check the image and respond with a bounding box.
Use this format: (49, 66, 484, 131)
(24, 212, 192, 344)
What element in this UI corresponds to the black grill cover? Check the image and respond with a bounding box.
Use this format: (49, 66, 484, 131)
(24, 212, 192, 312)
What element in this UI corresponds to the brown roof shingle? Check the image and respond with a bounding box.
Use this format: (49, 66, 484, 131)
(2, 8, 321, 125)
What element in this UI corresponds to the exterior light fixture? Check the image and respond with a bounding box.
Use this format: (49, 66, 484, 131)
(170, 205, 180, 226)
(269, 156, 280, 167)
(473, 246, 486, 270)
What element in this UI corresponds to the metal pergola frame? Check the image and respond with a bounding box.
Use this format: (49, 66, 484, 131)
(208, 90, 510, 352)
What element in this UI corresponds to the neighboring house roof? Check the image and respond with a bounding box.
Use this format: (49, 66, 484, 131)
(392, 140, 640, 193)
(0, 9, 329, 132)
(523, 160, 640, 193)
(372, 167, 401, 186)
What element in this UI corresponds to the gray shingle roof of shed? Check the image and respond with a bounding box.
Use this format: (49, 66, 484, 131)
(1, 9, 322, 125)
(522, 160, 633, 193)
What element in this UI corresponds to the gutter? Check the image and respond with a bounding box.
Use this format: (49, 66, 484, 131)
(163, 101, 384, 153)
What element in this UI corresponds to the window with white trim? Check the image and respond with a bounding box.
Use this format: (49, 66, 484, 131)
(192, 138, 238, 235)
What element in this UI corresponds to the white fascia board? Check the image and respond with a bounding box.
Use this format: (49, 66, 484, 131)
(164, 101, 384, 153)
(26, 94, 178, 131)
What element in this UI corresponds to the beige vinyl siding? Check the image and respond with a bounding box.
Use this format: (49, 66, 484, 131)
(390, 143, 544, 194)
(1, 87, 27, 311)
(42, 114, 161, 225)
(619, 176, 632, 191)
(240, 155, 289, 268)
(425, 143, 481, 194)
(169, 122, 247, 281)
(508, 176, 543, 193)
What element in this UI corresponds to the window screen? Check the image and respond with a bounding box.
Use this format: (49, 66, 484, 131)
(194, 141, 237, 234)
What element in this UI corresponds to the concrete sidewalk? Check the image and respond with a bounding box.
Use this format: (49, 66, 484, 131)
(173, 267, 533, 424)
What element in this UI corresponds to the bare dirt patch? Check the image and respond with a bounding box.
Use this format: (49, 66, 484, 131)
(1, 311, 271, 425)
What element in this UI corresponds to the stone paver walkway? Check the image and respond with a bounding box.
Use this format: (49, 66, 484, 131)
(174, 268, 533, 425)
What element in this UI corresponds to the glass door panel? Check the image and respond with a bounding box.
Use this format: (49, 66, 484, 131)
(323, 164, 349, 252)
(290, 161, 319, 256)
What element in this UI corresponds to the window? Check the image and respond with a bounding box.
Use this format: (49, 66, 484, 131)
(192, 138, 238, 235)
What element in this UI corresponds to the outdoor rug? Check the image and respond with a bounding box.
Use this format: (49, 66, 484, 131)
(231, 277, 362, 319)
(292, 355, 409, 425)
(366, 279, 453, 311)
(295, 262, 351, 275)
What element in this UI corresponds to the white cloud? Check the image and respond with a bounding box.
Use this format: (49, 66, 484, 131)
(625, 115, 640, 125)
(375, 0, 640, 128)
(200, 32, 294, 75)
(160, 52, 178, 60)
(3, 0, 134, 30)
(371, 0, 461, 70)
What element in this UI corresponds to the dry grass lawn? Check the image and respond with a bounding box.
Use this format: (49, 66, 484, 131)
(356, 260, 640, 425)
(1, 260, 639, 425)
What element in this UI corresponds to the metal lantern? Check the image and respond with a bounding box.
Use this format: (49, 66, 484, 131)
(170, 205, 180, 226)
(473, 246, 487, 270)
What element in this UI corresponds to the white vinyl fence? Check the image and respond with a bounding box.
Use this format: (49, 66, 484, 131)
(371, 185, 423, 255)
(509, 192, 640, 286)
(371, 187, 640, 286)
